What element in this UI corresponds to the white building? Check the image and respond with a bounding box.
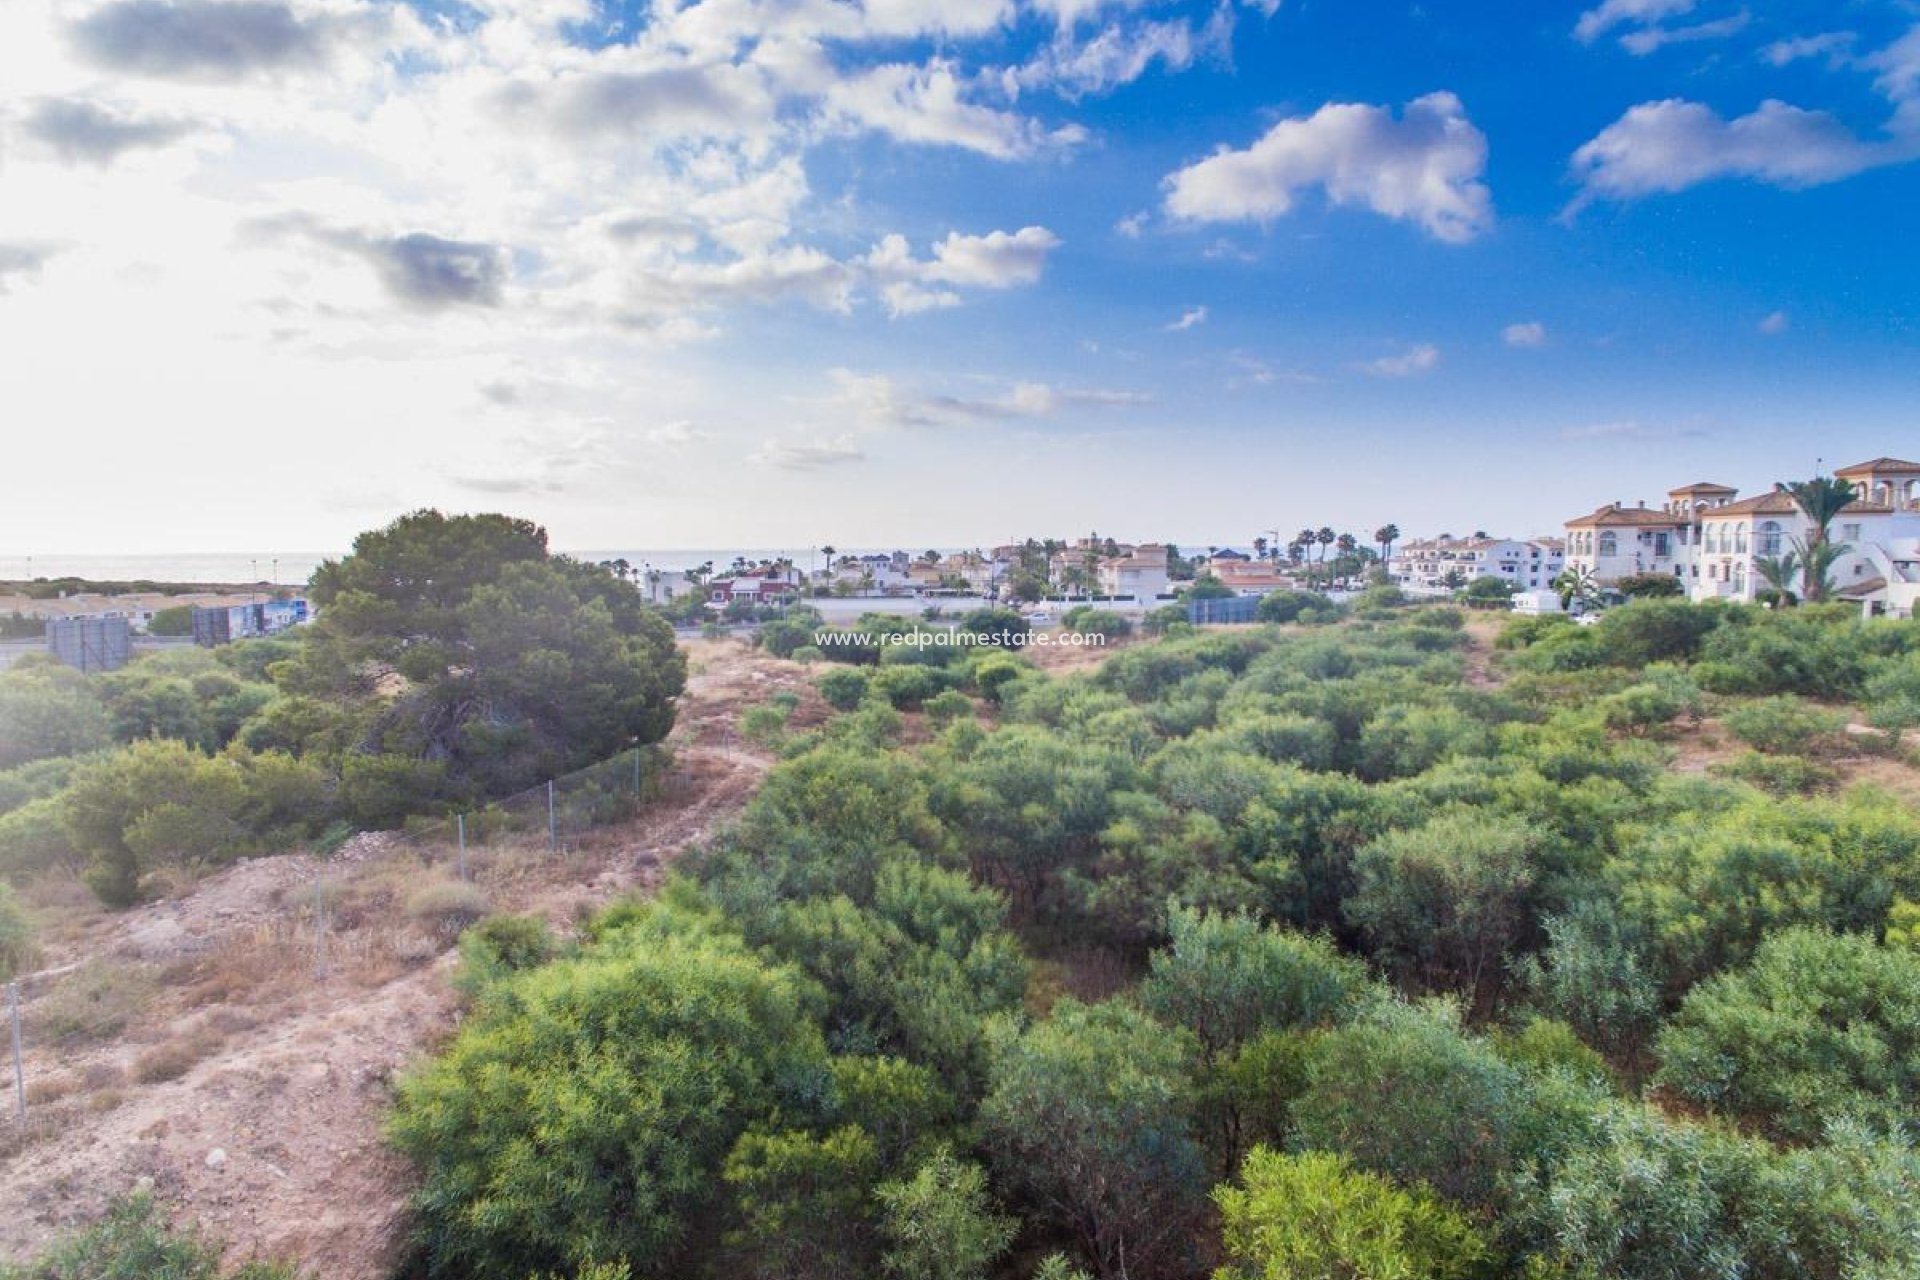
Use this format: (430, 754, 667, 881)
(1097, 543, 1172, 600)
(1563, 459, 1920, 618)
(1691, 460, 1920, 615)
(1391, 537, 1565, 593)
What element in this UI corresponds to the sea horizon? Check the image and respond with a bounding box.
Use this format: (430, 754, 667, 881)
(0, 546, 1011, 588)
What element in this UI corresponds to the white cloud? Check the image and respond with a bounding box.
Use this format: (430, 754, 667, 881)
(1114, 210, 1149, 238)
(1573, 0, 1695, 45)
(1502, 321, 1546, 347)
(820, 368, 1149, 429)
(1009, 8, 1231, 99)
(1618, 12, 1749, 57)
(865, 226, 1062, 316)
(1359, 343, 1440, 377)
(1568, 98, 1898, 205)
(646, 420, 707, 446)
(1162, 93, 1493, 244)
(1868, 26, 1920, 105)
(826, 61, 1083, 159)
(0, 243, 59, 293)
(1761, 31, 1854, 69)
(1166, 305, 1208, 331)
(749, 433, 867, 470)
(1758, 310, 1789, 334)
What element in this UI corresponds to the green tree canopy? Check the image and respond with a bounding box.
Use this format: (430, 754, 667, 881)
(981, 999, 1205, 1280)
(388, 899, 832, 1278)
(1213, 1147, 1489, 1280)
(281, 510, 685, 812)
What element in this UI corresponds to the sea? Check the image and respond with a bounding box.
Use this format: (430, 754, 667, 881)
(0, 548, 949, 587)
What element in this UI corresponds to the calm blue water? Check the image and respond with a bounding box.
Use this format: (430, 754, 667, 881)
(1, 548, 951, 586)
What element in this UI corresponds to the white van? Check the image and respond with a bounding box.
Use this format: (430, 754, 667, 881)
(1510, 590, 1563, 616)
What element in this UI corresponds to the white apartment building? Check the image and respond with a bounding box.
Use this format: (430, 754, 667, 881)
(1097, 543, 1172, 600)
(1391, 536, 1565, 593)
(1691, 459, 1920, 614)
(1562, 459, 1920, 618)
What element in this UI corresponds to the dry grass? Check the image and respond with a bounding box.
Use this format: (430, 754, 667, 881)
(404, 880, 490, 939)
(131, 1023, 226, 1084)
(33, 961, 158, 1043)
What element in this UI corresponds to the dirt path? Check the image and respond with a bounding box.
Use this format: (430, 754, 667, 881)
(0, 640, 805, 1276)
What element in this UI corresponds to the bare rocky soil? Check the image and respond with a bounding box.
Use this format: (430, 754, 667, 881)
(0, 639, 810, 1277)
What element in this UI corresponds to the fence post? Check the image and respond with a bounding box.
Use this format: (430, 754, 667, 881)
(8, 981, 22, 1123)
(312, 877, 327, 979)
(547, 780, 557, 853)
(456, 813, 468, 882)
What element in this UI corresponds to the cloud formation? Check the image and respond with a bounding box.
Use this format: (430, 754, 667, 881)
(749, 434, 867, 470)
(1359, 343, 1440, 377)
(1502, 321, 1547, 347)
(1573, 0, 1695, 45)
(255, 216, 510, 309)
(67, 0, 346, 81)
(1166, 306, 1208, 332)
(1568, 99, 1897, 205)
(1162, 93, 1493, 243)
(0, 243, 56, 293)
(22, 97, 197, 164)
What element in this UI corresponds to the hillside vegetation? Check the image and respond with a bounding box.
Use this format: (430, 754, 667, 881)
(383, 597, 1920, 1280)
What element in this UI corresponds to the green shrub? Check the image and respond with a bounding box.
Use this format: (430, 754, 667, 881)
(875, 1146, 1016, 1280)
(405, 880, 491, 938)
(923, 690, 973, 725)
(1723, 696, 1847, 755)
(818, 668, 871, 711)
(871, 664, 949, 710)
(64, 740, 335, 906)
(0, 1192, 297, 1280)
(389, 903, 831, 1278)
(1257, 590, 1338, 625)
(740, 704, 792, 747)
(1214, 1147, 1489, 1280)
(1655, 928, 1920, 1141)
(0, 793, 80, 884)
(454, 914, 558, 1002)
(0, 882, 32, 979)
(1712, 750, 1839, 796)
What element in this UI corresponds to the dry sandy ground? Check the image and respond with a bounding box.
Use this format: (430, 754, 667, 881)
(0, 638, 813, 1277)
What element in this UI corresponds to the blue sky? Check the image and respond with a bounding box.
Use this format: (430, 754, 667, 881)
(1, 0, 1916, 553)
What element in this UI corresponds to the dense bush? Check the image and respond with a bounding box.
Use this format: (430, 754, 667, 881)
(1723, 695, 1848, 755)
(65, 740, 334, 905)
(378, 600, 1920, 1280)
(1214, 1148, 1489, 1280)
(389, 899, 832, 1278)
(1655, 928, 1920, 1141)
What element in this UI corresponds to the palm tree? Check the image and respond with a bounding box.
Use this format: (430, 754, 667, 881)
(1754, 551, 1801, 608)
(1374, 524, 1400, 564)
(1252, 535, 1269, 562)
(1786, 475, 1856, 602)
(1790, 534, 1848, 604)
(1553, 565, 1597, 610)
(1315, 527, 1336, 583)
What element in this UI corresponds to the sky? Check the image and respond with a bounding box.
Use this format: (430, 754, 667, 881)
(1, 0, 1917, 555)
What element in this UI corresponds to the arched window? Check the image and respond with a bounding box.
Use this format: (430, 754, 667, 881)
(1757, 521, 1782, 557)
(1597, 532, 1617, 558)
(1734, 526, 1748, 554)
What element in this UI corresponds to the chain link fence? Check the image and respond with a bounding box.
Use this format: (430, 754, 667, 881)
(4, 742, 684, 1130)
